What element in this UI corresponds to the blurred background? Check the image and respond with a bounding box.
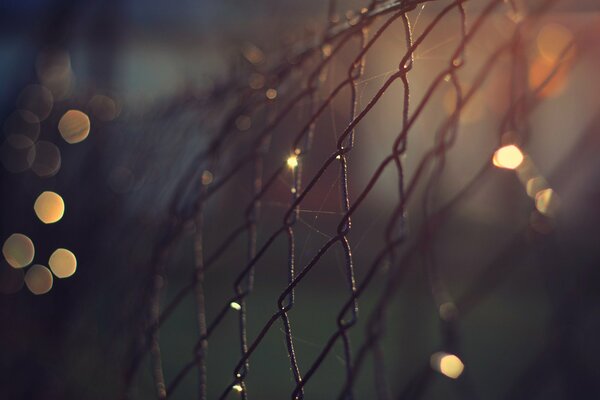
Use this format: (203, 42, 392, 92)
(1, 0, 600, 399)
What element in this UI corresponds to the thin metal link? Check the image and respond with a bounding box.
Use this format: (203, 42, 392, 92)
(118, 0, 581, 398)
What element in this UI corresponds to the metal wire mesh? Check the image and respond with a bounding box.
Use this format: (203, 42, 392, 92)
(118, 0, 591, 398)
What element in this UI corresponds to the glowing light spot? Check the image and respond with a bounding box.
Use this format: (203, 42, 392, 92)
(321, 44, 332, 57)
(526, 177, 549, 198)
(17, 84, 54, 121)
(535, 188, 559, 217)
(4, 109, 40, 142)
(290, 188, 296, 194)
(24, 264, 53, 295)
(506, 10, 523, 24)
(3, 234, 35, 269)
(248, 73, 265, 90)
(493, 145, 524, 170)
(28, 140, 61, 177)
(235, 115, 252, 131)
(58, 110, 91, 144)
(287, 155, 298, 169)
(431, 352, 464, 379)
(266, 88, 278, 100)
(89, 95, 120, 121)
(346, 10, 359, 26)
(232, 384, 243, 393)
(34, 191, 65, 224)
(49, 248, 77, 278)
(230, 301, 242, 311)
(201, 170, 214, 186)
(529, 56, 569, 98)
(336, 155, 341, 160)
(440, 355, 464, 378)
(242, 43, 264, 65)
(537, 23, 575, 63)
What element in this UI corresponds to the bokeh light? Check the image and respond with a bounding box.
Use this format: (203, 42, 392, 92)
(2, 233, 35, 269)
(58, 109, 91, 144)
(0, 135, 35, 173)
(3, 109, 40, 142)
(28, 140, 61, 177)
(235, 115, 252, 131)
(529, 56, 569, 98)
(535, 188, 560, 217)
(36, 49, 70, 77)
(287, 155, 298, 169)
(24, 264, 53, 295)
(16, 84, 54, 121)
(89, 95, 120, 121)
(526, 177, 549, 198)
(34, 191, 65, 224)
(248, 73, 265, 90)
(492, 145, 524, 170)
(430, 352, 464, 379)
(242, 43, 264, 65)
(232, 384, 243, 393)
(265, 88, 278, 100)
(36, 49, 73, 100)
(537, 23, 575, 63)
(201, 170, 214, 186)
(49, 248, 77, 278)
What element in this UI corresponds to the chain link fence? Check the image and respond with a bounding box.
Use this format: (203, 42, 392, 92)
(116, 1, 600, 399)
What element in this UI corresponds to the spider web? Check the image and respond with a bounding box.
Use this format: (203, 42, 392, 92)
(118, 0, 589, 399)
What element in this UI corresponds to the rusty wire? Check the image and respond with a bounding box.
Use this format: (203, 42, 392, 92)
(118, 0, 582, 398)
